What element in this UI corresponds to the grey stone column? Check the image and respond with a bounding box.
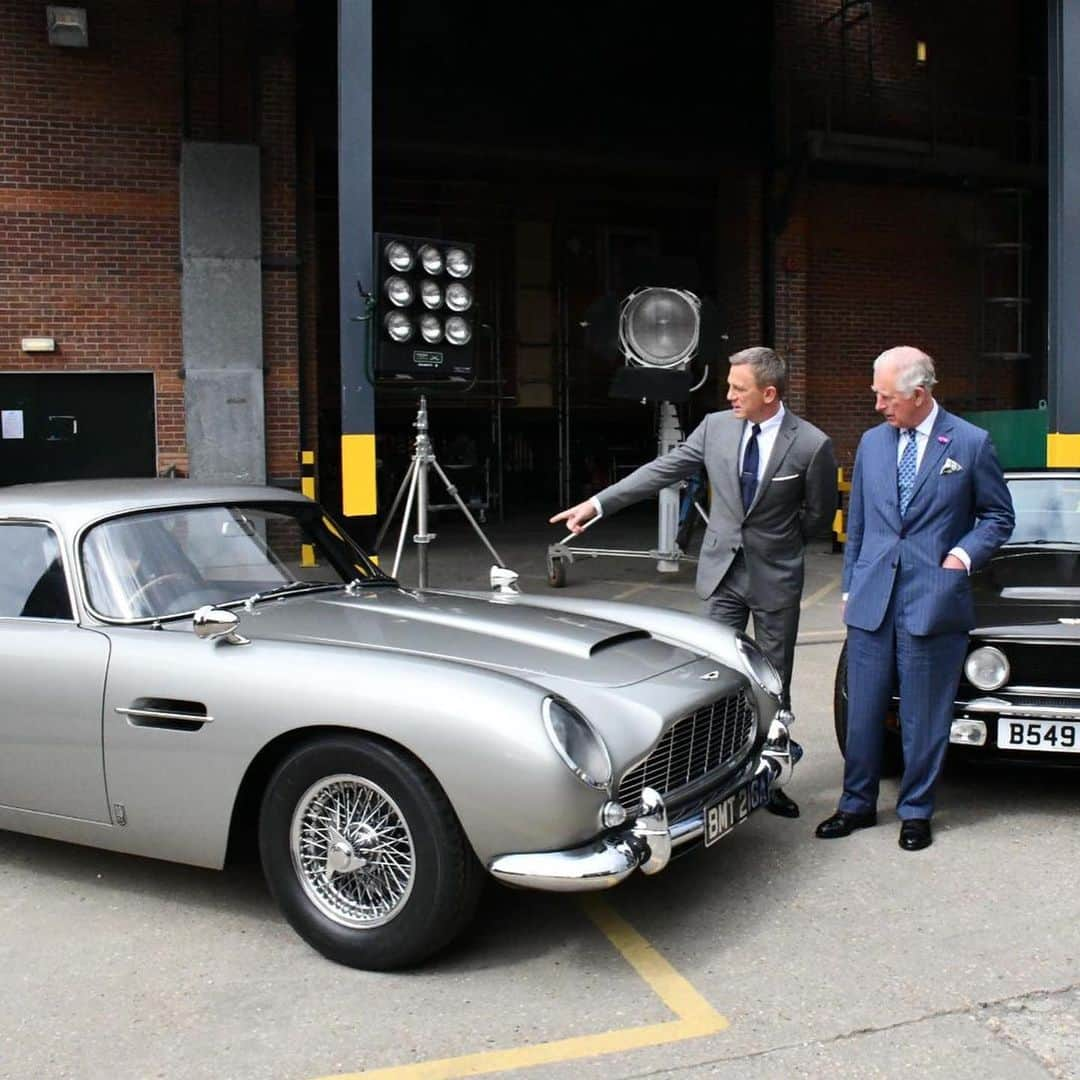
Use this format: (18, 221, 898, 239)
(180, 141, 266, 483)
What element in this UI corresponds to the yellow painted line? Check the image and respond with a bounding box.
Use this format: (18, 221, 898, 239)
(580, 896, 726, 1030)
(313, 897, 727, 1080)
(612, 582, 656, 601)
(800, 574, 841, 610)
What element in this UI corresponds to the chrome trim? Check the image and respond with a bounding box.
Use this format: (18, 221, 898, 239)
(962, 697, 1080, 720)
(114, 706, 214, 725)
(1004, 685, 1080, 698)
(487, 715, 794, 892)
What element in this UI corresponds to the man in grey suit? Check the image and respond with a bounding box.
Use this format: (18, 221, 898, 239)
(816, 346, 1014, 851)
(551, 346, 838, 817)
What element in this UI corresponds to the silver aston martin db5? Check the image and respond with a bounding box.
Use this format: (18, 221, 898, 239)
(0, 480, 795, 969)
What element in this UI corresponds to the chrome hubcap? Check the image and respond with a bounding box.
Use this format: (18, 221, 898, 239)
(290, 774, 415, 928)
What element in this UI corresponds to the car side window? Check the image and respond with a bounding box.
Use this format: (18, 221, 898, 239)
(0, 523, 73, 620)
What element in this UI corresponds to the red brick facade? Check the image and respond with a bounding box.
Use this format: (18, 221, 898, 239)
(0, 1, 1041, 486)
(0, 0, 301, 484)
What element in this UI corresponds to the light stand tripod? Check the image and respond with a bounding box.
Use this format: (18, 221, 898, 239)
(375, 396, 506, 588)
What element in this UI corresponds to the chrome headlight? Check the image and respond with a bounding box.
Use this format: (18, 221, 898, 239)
(542, 698, 612, 790)
(965, 646, 1010, 691)
(734, 633, 783, 699)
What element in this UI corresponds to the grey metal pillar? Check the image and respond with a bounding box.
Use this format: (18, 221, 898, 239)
(1048, 0, 1080, 465)
(180, 142, 266, 483)
(338, 0, 378, 516)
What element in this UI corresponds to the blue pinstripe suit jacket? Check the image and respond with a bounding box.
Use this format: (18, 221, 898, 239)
(842, 408, 1014, 636)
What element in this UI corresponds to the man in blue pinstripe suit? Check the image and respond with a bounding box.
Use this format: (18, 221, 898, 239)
(816, 347, 1014, 851)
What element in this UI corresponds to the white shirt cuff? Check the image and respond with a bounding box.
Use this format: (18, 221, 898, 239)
(948, 547, 972, 573)
(589, 496, 604, 520)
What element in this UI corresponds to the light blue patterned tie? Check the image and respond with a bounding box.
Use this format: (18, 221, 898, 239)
(898, 428, 917, 516)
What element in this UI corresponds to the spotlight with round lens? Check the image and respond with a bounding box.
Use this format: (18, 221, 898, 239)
(385, 276, 414, 307)
(418, 244, 444, 275)
(420, 314, 443, 343)
(445, 247, 473, 278)
(384, 311, 413, 342)
(445, 316, 472, 345)
(420, 280, 443, 309)
(384, 241, 414, 272)
(445, 282, 472, 312)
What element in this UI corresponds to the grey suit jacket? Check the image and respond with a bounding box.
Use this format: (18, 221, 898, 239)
(596, 408, 837, 609)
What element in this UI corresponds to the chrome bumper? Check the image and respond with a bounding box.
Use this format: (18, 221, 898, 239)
(488, 713, 795, 893)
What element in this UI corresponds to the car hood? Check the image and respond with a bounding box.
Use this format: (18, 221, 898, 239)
(974, 546, 1080, 628)
(223, 586, 700, 687)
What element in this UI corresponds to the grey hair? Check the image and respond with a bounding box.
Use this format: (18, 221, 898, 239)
(729, 346, 787, 398)
(874, 347, 937, 395)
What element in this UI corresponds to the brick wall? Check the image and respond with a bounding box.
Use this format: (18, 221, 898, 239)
(771, 0, 1040, 465)
(0, 0, 300, 483)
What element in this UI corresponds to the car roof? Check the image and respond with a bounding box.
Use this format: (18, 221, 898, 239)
(0, 479, 310, 533)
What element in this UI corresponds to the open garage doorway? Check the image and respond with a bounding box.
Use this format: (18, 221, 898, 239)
(299, 1, 1048, 527)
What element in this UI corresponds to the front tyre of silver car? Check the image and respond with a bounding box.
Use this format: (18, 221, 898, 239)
(259, 736, 482, 970)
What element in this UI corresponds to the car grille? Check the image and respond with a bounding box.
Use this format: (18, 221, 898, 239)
(979, 643, 1080, 686)
(617, 690, 756, 807)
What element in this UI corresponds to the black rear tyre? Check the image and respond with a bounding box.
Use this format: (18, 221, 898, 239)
(259, 735, 482, 970)
(833, 640, 904, 779)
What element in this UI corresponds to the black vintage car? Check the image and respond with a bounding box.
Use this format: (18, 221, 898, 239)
(834, 471, 1080, 774)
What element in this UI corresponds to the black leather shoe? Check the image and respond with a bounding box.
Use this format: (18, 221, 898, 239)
(815, 809, 877, 838)
(765, 788, 800, 818)
(899, 818, 932, 851)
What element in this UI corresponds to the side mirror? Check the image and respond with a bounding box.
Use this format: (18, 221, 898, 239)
(193, 606, 250, 646)
(490, 566, 520, 597)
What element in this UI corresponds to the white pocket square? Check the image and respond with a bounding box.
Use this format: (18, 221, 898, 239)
(771, 473, 799, 482)
(940, 458, 963, 475)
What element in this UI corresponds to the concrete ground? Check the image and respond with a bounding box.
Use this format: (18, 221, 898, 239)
(2, 505, 1079, 1079)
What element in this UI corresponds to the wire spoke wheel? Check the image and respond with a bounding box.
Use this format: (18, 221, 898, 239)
(290, 773, 416, 928)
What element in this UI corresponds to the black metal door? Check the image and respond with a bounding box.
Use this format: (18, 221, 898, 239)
(0, 373, 156, 487)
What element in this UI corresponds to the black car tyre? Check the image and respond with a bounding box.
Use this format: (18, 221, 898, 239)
(259, 735, 482, 970)
(833, 640, 904, 779)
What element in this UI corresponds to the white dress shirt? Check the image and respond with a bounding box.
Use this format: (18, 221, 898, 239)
(739, 403, 785, 483)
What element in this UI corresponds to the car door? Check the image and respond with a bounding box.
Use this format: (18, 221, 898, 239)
(0, 521, 111, 822)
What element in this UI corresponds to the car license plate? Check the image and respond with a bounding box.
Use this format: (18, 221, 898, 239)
(997, 718, 1080, 753)
(704, 772, 770, 846)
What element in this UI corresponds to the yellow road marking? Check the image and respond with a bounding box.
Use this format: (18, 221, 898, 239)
(800, 574, 841, 610)
(314, 897, 727, 1080)
(612, 582, 656, 601)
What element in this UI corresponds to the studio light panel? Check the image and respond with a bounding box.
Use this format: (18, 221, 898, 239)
(374, 233, 476, 381)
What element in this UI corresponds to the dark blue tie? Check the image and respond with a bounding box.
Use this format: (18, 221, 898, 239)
(898, 428, 917, 516)
(741, 423, 761, 512)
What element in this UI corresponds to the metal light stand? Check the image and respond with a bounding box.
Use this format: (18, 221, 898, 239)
(375, 396, 505, 588)
(546, 399, 709, 588)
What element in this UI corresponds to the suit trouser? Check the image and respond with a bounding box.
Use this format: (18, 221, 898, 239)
(840, 590, 968, 820)
(704, 552, 800, 709)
